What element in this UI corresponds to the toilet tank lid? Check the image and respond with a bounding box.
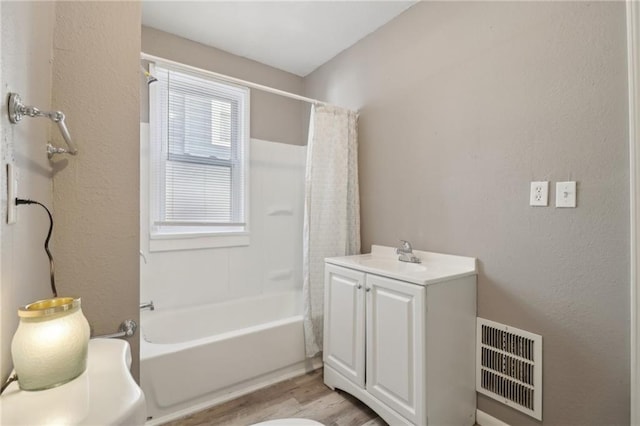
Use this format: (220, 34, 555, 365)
(0, 339, 146, 426)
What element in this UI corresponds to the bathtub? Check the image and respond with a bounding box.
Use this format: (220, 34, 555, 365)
(140, 291, 321, 424)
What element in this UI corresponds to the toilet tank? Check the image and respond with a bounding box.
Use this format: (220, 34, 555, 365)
(0, 338, 146, 425)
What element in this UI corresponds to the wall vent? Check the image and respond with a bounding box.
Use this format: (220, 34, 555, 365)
(476, 318, 542, 420)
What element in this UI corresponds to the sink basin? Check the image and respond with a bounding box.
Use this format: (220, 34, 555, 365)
(357, 257, 427, 273)
(325, 245, 477, 286)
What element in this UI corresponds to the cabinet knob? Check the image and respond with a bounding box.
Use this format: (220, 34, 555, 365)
(366, 287, 371, 292)
(356, 284, 362, 290)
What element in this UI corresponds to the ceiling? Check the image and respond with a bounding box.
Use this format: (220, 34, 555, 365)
(142, 1, 416, 77)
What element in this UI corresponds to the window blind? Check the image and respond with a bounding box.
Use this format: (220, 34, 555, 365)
(151, 65, 248, 232)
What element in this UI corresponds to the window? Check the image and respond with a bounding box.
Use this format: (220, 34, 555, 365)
(149, 63, 250, 249)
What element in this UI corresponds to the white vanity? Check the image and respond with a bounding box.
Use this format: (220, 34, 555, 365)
(323, 245, 477, 426)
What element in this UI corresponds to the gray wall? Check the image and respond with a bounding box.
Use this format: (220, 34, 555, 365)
(0, 1, 55, 383)
(142, 26, 307, 146)
(51, 1, 142, 379)
(305, 2, 629, 425)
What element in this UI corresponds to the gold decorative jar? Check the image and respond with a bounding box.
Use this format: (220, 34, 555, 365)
(11, 297, 90, 390)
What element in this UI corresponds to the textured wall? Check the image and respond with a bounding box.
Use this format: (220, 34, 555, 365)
(51, 2, 141, 379)
(305, 2, 629, 425)
(142, 26, 307, 146)
(0, 1, 55, 384)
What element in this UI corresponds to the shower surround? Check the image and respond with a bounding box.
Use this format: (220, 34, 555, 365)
(140, 134, 307, 309)
(139, 133, 312, 422)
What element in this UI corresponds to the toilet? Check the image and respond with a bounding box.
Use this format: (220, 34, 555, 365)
(1, 339, 324, 426)
(0, 338, 146, 425)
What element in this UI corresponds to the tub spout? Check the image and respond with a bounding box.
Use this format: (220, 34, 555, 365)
(140, 301, 154, 311)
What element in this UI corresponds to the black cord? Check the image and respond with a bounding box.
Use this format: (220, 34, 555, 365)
(15, 198, 57, 298)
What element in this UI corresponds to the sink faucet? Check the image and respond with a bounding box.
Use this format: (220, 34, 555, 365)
(140, 301, 154, 311)
(396, 240, 421, 263)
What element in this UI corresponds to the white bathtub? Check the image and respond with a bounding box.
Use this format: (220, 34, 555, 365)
(140, 291, 321, 424)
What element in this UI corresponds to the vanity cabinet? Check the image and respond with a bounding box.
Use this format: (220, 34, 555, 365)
(365, 273, 425, 423)
(323, 246, 477, 426)
(323, 265, 366, 387)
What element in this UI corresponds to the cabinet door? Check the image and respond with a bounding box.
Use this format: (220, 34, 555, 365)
(323, 264, 366, 387)
(366, 274, 425, 424)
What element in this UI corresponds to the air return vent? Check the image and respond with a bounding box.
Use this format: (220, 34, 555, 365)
(476, 318, 542, 420)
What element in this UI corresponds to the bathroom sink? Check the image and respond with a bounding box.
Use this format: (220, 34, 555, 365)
(357, 257, 426, 273)
(325, 245, 477, 286)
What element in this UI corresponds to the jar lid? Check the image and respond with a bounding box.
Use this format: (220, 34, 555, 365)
(18, 297, 81, 318)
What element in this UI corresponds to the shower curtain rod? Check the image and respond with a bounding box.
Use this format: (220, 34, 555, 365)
(141, 52, 339, 109)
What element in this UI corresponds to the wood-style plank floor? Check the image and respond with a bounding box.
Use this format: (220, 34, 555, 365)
(163, 368, 387, 426)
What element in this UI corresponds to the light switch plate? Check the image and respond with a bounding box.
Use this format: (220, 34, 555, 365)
(556, 181, 576, 208)
(530, 181, 549, 207)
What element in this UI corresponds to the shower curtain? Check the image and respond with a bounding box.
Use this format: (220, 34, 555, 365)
(302, 104, 360, 358)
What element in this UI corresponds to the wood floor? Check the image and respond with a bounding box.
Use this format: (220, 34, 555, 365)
(163, 368, 387, 426)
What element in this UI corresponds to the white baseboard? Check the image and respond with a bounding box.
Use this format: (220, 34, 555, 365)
(476, 410, 510, 426)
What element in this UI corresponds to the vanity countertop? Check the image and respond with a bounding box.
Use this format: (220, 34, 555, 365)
(325, 245, 477, 286)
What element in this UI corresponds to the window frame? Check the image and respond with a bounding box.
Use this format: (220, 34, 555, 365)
(148, 61, 250, 251)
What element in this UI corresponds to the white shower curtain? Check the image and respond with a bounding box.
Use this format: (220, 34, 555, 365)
(302, 104, 360, 358)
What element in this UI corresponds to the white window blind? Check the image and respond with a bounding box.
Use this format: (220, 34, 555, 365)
(149, 64, 249, 237)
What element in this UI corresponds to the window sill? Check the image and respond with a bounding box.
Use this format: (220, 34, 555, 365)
(149, 233, 250, 252)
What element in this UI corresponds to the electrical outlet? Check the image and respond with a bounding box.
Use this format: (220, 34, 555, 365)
(530, 181, 549, 207)
(6, 163, 17, 224)
(556, 181, 576, 208)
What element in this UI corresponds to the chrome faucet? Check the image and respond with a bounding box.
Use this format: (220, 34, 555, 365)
(140, 301, 155, 311)
(396, 240, 421, 263)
